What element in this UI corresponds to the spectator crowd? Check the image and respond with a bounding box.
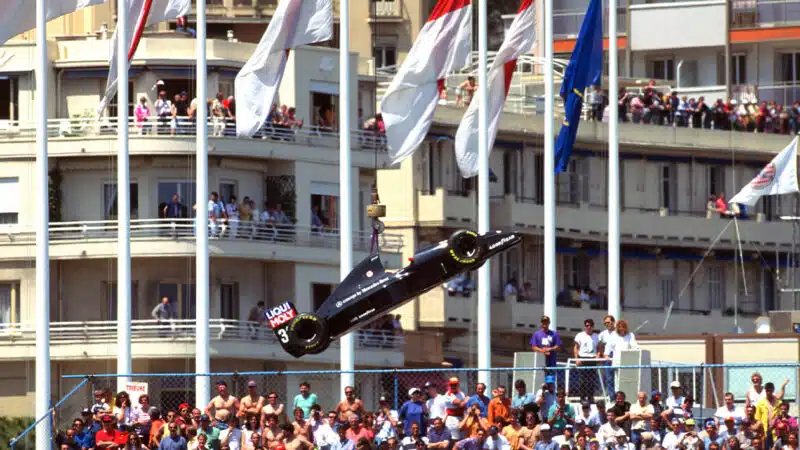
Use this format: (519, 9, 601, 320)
(54, 361, 796, 450)
(586, 80, 800, 136)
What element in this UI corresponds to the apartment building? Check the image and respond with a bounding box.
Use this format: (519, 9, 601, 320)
(0, 36, 413, 417)
(378, 105, 799, 366)
(546, 0, 800, 103)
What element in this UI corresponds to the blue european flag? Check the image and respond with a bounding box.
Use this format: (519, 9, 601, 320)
(554, 0, 603, 173)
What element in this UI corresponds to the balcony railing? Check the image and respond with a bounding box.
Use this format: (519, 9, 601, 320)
(553, 8, 627, 39)
(0, 219, 404, 253)
(0, 117, 388, 151)
(731, 0, 800, 29)
(0, 319, 404, 350)
(373, 0, 401, 17)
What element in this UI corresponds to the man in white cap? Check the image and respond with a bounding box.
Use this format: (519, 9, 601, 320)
(613, 429, 634, 450)
(443, 377, 466, 441)
(399, 388, 427, 436)
(534, 424, 558, 450)
(665, 381, 684, 410)
(426, 381, 448, 423)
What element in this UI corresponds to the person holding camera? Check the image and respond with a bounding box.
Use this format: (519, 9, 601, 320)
(546, 391, 575, 436)
(459, 404, 489, 438)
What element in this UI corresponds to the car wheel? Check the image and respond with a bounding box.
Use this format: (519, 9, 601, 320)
(448, 229, 483, 265)
(287, 313, 330, 354)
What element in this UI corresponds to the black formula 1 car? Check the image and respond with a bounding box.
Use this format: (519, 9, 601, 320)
(267, 229, 522, 358)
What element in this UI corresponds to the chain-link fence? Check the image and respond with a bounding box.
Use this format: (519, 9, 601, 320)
(11, 363, 800, 449)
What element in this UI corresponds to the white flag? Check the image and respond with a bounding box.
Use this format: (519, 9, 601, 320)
(454, 0, 534, 178)
(97, 0, 191, 115)
(730, 137, 799, 206)
(381, 0, 472, 166)
(0, 0, 108, 46)
(235, 0, 333, 138)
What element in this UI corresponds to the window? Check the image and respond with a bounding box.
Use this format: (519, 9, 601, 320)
(219, 181, 237, 206)
(312, 92, 339, 131)
(708, 265, 725, 310)
(157, 181, 196, 218)
(562, 254, 589, 289)
(104, 282, 140, 321)
(158, 283, 196, 319)
(0, 177, 19, 225)
(556, 159, 579, 205)
(708, 166, 725, 197)
(660, 165, 674, 212)
(312, 283, 335, 311)
(373, 46, 397, 68)
(107, 81, 135, 118)
(534, 153, 544, 204)
(220, 283, 239, 320)
(311, 194, 339, 229)
(0, 282, 20, 325)
(660, 276, 676, 309)
(732, 54, 747, 84)
(103, 183, 139, 220)
(778, 52, 800, 83)
(503, 150, 518, 196)
(648, 58, 675, 81)
(0, 76, 19, 121)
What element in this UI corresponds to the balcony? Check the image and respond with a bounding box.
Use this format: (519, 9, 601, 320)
(490, 195, 792, 251)
(0, 219, 404, 266)
(731, 0, 800, 29)
(0, 118, 390, 169)
(369, 0, 403, 21)
(0, 319, 404, 366)
(416, 188, 476, 227)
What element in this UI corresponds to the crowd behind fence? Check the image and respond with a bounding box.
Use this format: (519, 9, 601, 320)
(10, 362, 800, 450)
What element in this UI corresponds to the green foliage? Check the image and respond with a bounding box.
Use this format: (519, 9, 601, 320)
(0, 416, 36, 450)
(49, 168, 62, 223)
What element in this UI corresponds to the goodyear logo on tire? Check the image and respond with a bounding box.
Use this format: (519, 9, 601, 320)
(290, 315, 323, 350)
(450, 230, 479, 264)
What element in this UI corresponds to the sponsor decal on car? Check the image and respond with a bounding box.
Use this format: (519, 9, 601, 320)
(488, 235, 517, 250)
(335, 276, 391, 309)
(265, 302, 297, 329)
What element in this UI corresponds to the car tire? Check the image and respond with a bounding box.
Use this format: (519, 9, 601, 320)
(448, 229, 483, 266)
(287, 313, 330, 354)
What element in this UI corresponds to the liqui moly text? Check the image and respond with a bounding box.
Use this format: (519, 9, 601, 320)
(265, 302, 296, 328)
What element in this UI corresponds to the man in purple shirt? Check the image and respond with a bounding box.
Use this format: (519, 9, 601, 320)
(530, 315, 562, 381)
(455, 428, 487, 450)
(427, 418, 453, 448)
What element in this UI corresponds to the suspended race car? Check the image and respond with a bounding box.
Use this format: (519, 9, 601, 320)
(267, 229, 522, 358)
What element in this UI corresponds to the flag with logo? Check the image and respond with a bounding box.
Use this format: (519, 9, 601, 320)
(730, 137, 799, 206)
(97, 0, 191, 115)
(0, 0, 108, 45)
(381, 0, 472, 166)
(235, 0, 333, 137)
(454, 0, 534, 178)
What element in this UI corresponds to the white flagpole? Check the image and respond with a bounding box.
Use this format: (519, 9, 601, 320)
(35, 0, 52, 446)
(608, 0, 621, 320)
(339, 0, 355, 394)
(116, 0, 132, 392)
(477, 0, 491, 388)
(196, 0, 211, 408)
(543, 0, 557, 327)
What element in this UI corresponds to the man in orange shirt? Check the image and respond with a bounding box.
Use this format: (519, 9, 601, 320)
(487, 386, 511, 427)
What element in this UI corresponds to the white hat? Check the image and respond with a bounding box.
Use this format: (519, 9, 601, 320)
(408, 388, 421, 396)
(540, 424, 551, 431)
(670, 381, 681, 388)
(615, 429, 627, 437)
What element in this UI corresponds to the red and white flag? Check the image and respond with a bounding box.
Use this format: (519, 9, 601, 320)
(730, 137, 799, 206)
(454, 0, 535, 177)
(0, 0, 108, 45)
(382, 0, 472, 166)
(97, 0, 191, 115)
(235, 0, 333, 137)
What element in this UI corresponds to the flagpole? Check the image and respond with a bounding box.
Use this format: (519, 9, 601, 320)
(195, 0, 211, 408)
(35, 0, 52, 447)
(543, 0, 557, 327)
(608, 0, 621, 320)
(477, 0, 491, 387)
(116, 0, 133, 393)
(339, 0, 355, 394)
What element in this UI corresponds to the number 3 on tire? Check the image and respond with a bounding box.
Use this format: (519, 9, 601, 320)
(277, 328, 289, 343)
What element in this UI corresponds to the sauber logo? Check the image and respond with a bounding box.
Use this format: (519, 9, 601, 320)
(266, 303, 296, 328)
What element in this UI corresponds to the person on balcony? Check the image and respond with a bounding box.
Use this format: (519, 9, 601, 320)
(226, 195, 241, 240)
(151, 296, 174, 337)
(135, 96, 152, 136)
(154, 90, 172, 136)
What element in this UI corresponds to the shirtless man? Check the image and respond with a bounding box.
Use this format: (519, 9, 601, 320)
(206, 381, 241, 422)
(282, 423, 313, 450)
(262, 392, 287, 426)
(336, 386, 366, 422)
(291, 407, 313, 442)
(263, 414, 284, 449)
(240, 380, 265, 418)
